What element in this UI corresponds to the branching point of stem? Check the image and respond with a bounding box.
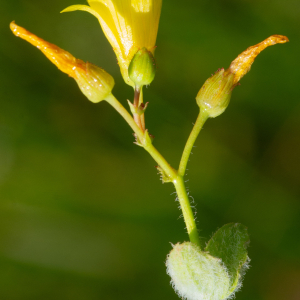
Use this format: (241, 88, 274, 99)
(105, 93, 201, 246)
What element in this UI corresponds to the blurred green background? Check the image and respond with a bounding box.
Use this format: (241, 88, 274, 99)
(1, 0, 300, 299)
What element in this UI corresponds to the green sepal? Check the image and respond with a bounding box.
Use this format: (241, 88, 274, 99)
(205, 223, 250, 294)
(196, 69, 234, 118)
(128, 47, 156, 88)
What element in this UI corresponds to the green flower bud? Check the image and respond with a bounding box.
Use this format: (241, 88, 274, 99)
(196, 69, 234, 118)
(75, 62, 115, 103)
(166, 242, 231, 300)
(128, 47, 156, 88)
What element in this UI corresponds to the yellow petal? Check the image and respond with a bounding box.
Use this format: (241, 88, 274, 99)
(62, 2, 128, 83)
(61, 4, 103, 19)
(131, 0, 152, 12)
(92, 0, 162, 55)
(61, 4, 120, 57)
(10, 21, 85, 78)
(63, 0, 162, 86)
(61, 4, 121, 61)
(229, 35, 289, 85)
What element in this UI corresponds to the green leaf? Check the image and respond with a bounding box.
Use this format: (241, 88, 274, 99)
(205, 223, 250, 294)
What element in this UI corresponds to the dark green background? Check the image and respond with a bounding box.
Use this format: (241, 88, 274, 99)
(1, 0, 300, 299)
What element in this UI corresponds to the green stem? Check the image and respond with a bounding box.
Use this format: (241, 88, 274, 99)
(144, 143, 177, 179)
(173, 175, 201, 246)
(105, 93, 201, 246)
(105, 93, 144, 142)
(178, 110, 209, 177)
(105, 93, 176, 179)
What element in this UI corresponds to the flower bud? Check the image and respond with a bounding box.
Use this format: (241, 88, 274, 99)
(74, 62, 114, 103)
(128, 47, 156, 88)
(196, 35, 288, 119)
(166, 242, 230, 300)
(196, 69, 234, 118)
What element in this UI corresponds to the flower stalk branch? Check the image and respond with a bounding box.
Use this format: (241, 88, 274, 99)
(106, 93, 200, 246)
(105, 94, 144, 141)
(173, 176, 201, 246)
(178, 110, 209, 177)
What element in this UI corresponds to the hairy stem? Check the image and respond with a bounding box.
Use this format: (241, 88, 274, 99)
(173, 175, 201, 246)
(178, 110, 209, 177)
(105, 93, 144, 142)
(105, 93, 200, 246)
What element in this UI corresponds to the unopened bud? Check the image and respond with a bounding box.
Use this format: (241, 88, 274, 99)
(128, 48, 156, 88)
(74, 63, 114, 103)
(196, 69, 234, 118)
(195, 35, 288, 119)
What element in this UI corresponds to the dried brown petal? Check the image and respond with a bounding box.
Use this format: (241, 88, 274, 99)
(229, 35, 289, 85)
(10, 21, 85, 78)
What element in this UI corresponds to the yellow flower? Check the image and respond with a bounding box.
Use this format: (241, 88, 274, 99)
(10, 21, 115, 103)
(61, 0, 162, 87)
